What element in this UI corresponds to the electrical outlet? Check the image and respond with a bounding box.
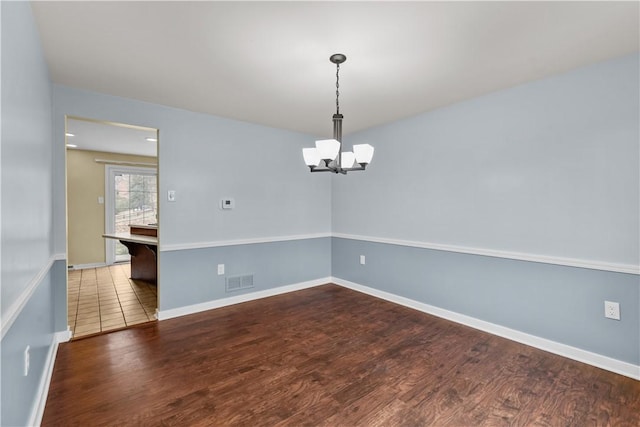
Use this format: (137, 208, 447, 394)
(604, 301, 620, 320)
(360, 255, 366, 265)
(217, 264, 225, 275)
(24, 346, 30, 376)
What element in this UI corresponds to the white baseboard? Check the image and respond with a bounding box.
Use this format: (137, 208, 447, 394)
(28, 328, 71, 427)
(157, 277, 331, 321)
(56, 327, 73, 343)
(332, 277, 640, 381)
(68, 262, 107, 270)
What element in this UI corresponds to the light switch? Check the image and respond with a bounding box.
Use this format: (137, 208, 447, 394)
(167, 190, 176, 202)
(98, 196, 104, 204)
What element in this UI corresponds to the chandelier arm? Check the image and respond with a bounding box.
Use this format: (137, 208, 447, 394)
(342, 165, 366, 172)
(309, 167, 335, 173)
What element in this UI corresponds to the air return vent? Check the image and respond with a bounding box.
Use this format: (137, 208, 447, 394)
(225, 274, 254, 293)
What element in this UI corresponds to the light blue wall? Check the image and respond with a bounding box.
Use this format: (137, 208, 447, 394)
(1, 0, 54, 314)
(333, 237, 639, 365)
(52, 85, 332, 314)
(1, 2, 62, 425)
(331, 54, 640, 367)
(51, 51, 640, 372)
(160, 238, 330, 311)
(3, 3, 636, 424)
(53, 86, 331, 253)
(333, 53, 639, 266)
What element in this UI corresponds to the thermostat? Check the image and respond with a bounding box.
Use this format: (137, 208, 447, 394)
(220, 198, 235, 210)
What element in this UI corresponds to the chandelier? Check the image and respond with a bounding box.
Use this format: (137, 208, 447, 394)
(302, 54, 374, 174)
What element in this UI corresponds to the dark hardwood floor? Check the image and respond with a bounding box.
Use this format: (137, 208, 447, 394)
(43, 284, 640, 426)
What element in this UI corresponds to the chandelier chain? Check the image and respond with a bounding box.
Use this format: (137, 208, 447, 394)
(335, 63, 340, 114)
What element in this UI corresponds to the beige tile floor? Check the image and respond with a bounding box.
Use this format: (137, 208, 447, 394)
(68, 263, 157, 339)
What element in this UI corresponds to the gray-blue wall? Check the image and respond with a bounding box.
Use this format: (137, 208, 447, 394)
(1, 2, 63, 425)
(332, 237, 639, 365)
(1, 260, 66, 426)
(160, 238, 330, 310)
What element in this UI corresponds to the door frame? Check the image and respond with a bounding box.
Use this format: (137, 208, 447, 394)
(64, 115, 161, 331)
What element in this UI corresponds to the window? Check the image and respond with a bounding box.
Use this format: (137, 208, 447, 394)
(114, 173, 158, 258)
(105, 165, 157, 264)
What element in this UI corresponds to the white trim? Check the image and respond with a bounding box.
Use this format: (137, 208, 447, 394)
(1, 255, 61, 339)
(68, 262, 107, 270)
(158, 231, 638, 274)
(332, 277, 640, 380)
(27, 329, 71, 427)
(157, 277, 330, 320)
(159, 232, 332, 252)
(333, 233, 640, 275)
(56, 327, 73, 343)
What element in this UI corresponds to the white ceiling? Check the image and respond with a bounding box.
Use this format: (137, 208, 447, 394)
(66, 118, 157, 157)
(33, 1, 639, 138)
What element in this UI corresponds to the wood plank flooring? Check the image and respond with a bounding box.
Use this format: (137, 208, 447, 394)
(43, 284, 640, 426)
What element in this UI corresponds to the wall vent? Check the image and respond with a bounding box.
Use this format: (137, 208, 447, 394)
(226, 274, 254, 293)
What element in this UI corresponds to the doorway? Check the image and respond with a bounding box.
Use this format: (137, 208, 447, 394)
(65, 116, 159, 339)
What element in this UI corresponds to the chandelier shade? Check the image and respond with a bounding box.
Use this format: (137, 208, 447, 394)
(315, 139, 341, 161)
(353, 144, 375, 165)
(302, 54, 374, 174)
(302, 147, 321, 167)
(341, 151, 356, 169)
